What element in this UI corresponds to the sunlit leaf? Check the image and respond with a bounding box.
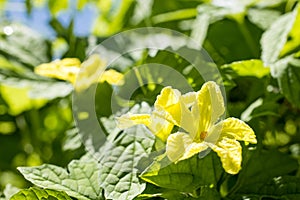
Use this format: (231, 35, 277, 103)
(0, 55, 31, 75)
(1, 184, 20, 199)
(93, 0, 134, 36)
(190, 13, 210, 48)
(271, 55, 300, 108)
(280, 5, 300, 56)
(0, 23, 50, 67)
(152, 8, 197, 24)
(62, 128, 82, 151)
(247, 8, 281, 30)
(0, 76, 73, 115)
(255, 0, 286, 7)
(131, 0, 153, 25)
(241, 98, 280, 122)
(261, 8, 298, 64)
(140, 153, 223, 192)
(48, 0, 69, 16)
(96, 103, 155, 200)
(0, 83, 47, 115)
(11, 187, 72, 200)
(18, 155, 103, 200)
(221, 59, 270, 78)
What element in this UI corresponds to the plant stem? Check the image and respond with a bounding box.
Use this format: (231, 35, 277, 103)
(134, 67, 147, 95)
(152, 8, 197, 24)
(236, 17, 257, 57)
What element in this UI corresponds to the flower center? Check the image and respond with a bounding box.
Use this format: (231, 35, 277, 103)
(200, 131, 208, 140)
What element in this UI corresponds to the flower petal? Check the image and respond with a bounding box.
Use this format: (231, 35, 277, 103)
(99, 69, 124, 85)
(35, 58, 81, 83)
(166, 132, 208, 162)
(181, 91, 197, 107)
(195, 81, 225, 133)
(207, 117, 257, 144)
(208, 137, 242, 174)
(75, 54, 106, 91)
(117, 113, 173, 141)
(154, 87, 182, 125)
(154, 87, 195, 133)
(117, 113, 151, 129)
(149, 113, 174, 142)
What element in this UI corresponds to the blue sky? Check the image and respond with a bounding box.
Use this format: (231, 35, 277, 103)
(2, 0, 97, 39)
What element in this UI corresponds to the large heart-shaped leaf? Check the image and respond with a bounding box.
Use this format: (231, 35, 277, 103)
(233, 150, 299, 195)
(18, 155, 103, 200)
(140, 152, 223, 193)
(232, 176, 300, 199)
(98, 125, 154, 200)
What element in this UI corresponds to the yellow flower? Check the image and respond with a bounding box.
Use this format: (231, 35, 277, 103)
(35, 58, 81, 84)
(117, 111, 174, 142)
(34, 55, 124, 90)
(117, 81, 257, 174)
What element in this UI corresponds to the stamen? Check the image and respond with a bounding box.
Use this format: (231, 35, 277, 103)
(200, 131, 208, 140)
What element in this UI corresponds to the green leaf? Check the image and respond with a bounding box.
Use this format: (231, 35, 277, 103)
(18, 155, 103, 200)
(97, 109, 155, 200)
(48, 0, 69, 16)
(10, 187, 72, 200)
(196, 4, 232, 23)
(130, 0, 153, 25)
(95, 82, 114, 117)
(62, 128, 82, 151)
(241, 98, 280, 122)
(232, 176, 300, 199)
(140, 152, 223, 193)
(0, 55, 32, 76)
(0, 83, 47, 116)
(271, 55, 300, 108)
(221, 59, 270, 78)
(281, 6, 300, 56)
(79, 103, 154, 200)
(255, 0, 286, 7)
(261, 8, 298, 64)
(204, 12, 261, 65)
(257, 176, 300, 198)
(0, 75, 73, 115)
(233, 150, 299, 195)
(49, 19, 87, 61)
(209, 0, 252, 14)
(137, 184, 221, 200)
(191, 3, 243, 49)
(190, 13, 210, 49)
(93, 0, 134, 36)
(196, 186, 221, 200)
(0, 23, 50, 68)
(247, 8, 281, 30)
(1, 184, 20, 199)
